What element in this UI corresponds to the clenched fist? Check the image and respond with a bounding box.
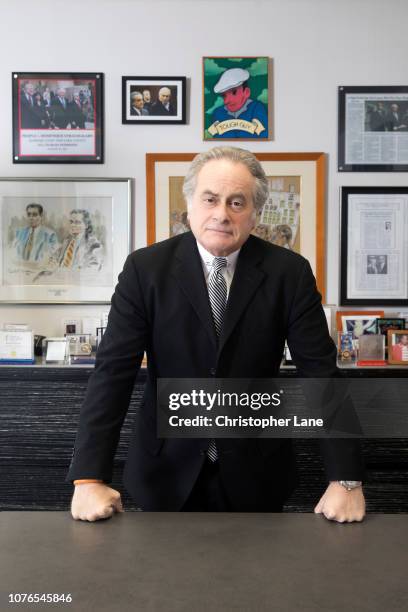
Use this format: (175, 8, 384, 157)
(71, 483, 124, 522)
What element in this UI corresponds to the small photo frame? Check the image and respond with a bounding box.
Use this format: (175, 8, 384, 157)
(337, 331, 356, 363)
(336, 310, 384, 350)
(65, 333, 92, 356)
(122, 76, 186, 124)
(338, 86, 408, 172)
(42, 337, 69, 364)
(387, 330, 408, 365)
(376, 318, 406, 345)
(203, 56, 270, 140)
(12, 72, 104, 164)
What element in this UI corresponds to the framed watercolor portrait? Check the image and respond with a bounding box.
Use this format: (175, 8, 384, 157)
(0, 178, 131, 303)
(122, 76, 186, 124)
(146, 152, 326, 300)
(12, 72, 104, 163)
(203, 57, 270, 141)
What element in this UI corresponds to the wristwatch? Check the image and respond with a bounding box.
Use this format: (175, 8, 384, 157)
(338, 480, 362, 491)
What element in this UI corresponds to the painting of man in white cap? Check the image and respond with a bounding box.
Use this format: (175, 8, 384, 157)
(204, 57, 269, 140)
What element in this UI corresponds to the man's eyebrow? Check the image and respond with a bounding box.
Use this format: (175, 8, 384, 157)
(227, 191, 247, 201)
(200, 190, 218, 198)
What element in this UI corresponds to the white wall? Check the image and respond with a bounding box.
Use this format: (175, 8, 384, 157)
(0, 0, 407, 335)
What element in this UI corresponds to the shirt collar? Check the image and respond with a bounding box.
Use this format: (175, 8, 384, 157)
(196, 240, 240, 273)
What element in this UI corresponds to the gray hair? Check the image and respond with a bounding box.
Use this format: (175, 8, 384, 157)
(131, 91, 143, 102)
(182, 147, 268, 212)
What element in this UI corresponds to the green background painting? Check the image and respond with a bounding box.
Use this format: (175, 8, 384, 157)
(203, 56, 269, 139)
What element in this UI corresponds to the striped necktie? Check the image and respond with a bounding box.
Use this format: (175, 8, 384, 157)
(61, 239, 76, 268)
(207, 256, 228, 462)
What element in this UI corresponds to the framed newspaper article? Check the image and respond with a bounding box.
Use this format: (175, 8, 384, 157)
(12, 72, 104, 163)
(0, 178, 131, 303)
(146, 152, 326, 300)
(340, 187, 408, 306)
(338, 86, 408, 172)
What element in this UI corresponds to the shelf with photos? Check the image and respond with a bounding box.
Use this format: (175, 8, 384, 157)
(282, 307, 408, 369)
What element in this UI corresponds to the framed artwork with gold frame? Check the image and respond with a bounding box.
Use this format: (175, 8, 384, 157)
(146, 152, 326, 300)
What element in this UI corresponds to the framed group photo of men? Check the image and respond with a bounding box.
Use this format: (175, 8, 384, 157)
(0, 178, 131, 303)
(338, 85, 408, 172)
(12, 72, 104, 164)
(203, 56, 270, 141)
(122, 76, 186, 124)
(145, 152, 326, 300)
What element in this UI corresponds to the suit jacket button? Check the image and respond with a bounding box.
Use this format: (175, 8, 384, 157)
(210, 368, 216, 376)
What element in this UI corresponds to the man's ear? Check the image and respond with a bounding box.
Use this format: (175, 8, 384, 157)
(243, 86, 251, 102)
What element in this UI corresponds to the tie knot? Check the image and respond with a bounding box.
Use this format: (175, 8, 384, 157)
(212, 257, 227, 273)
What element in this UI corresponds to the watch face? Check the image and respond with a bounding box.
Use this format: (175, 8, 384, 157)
(340, 480, 362, 490)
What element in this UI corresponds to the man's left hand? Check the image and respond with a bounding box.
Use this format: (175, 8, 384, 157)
(314, 482, 366, 523)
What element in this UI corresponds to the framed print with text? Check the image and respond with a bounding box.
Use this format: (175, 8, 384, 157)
(203, 57, 270, 141)
(0, 178, 131, 303)
(12, 72, 104, 163)
(340, 187, 408, 306)
(122, 76, 186, 124)
(338, 86, 408, 172)
(146, 152, 326, 300)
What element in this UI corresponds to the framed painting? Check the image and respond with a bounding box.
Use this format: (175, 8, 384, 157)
(203, 57, 270, 141)
(146, 152, 326, 300)
(12, 72, 104, 163)
(0, 178, 131, 303)
(122, 76, 186, 124)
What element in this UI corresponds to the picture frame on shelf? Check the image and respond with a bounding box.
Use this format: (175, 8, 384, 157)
(122, 76, 186, 125)
(338, 85, 408, 172)
(340, 187, 408, 306)
(146, 152, 326, 300)
(12, 72, 104, 163)
(387, 330, 408, 365)
(0, 178, 131, 304)
(203, 56, 270, 141)
(336, 310, 384, 351)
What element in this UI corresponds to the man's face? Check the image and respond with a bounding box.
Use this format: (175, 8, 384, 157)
(400, 335, 408, 346)
(143, 90, 151, 103)
(222, 85, 250, 113)
(26, 207, 42, 228)
(188, 159, 257, 256)
(159, 88, 171, 104)
(378, 256, 386, 264)
(58, 89, 66, 99)
(133, 94, 144, 109)
(70, 213, 86, 236)
(25, 83, 34, 96)
(391, 104, 399, 112)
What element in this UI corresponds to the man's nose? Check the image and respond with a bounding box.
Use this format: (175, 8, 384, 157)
(212, 202, 230, 223)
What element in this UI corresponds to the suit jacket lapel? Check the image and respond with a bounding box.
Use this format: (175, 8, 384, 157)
(171, 233, 218, 349)
(218, 236, 265, 354)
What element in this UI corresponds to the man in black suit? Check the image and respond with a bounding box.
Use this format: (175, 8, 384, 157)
(150, 86, 176, 115)
(20, 82, 39, 128)
(130, 91, 149, 116)
(69, 147, 365, 522)
(69, 92, 86, 128)
(51, 88, 70, 128)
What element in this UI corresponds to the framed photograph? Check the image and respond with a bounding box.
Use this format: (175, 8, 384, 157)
(12, 72, 103, 163)
(387, 330, 408, 365)
(122, 76, 186, 124)
(336, 310, 384, 350)
(338, 86, 408, 172)
(146, 152, 326, 300)
(203, 56, 270, 141)
(0, 178, 131, 303)
(376, 318, 405, 336)
(340, 187, 408, 306)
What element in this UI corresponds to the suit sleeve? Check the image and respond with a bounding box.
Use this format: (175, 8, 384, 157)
(67, 254, 149, 482)
(286, 259, 365, 481)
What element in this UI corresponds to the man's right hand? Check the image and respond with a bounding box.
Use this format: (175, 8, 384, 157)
(71, 483, 124, 521)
